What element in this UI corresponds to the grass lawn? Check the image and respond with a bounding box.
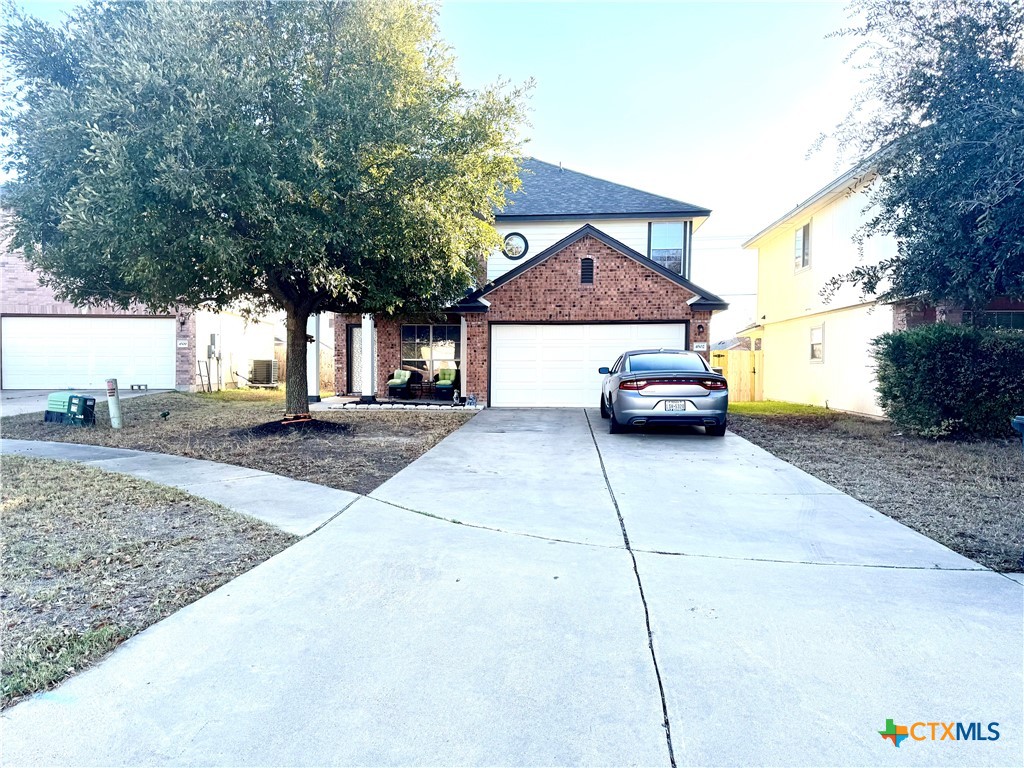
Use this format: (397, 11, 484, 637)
(0, 389, 475, 495)
(1, 455, 296, 708)
(728, 402, 1024, 572)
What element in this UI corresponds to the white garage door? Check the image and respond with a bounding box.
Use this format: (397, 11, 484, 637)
(491, 323, 688, 407)
(1, 316, 176, 389)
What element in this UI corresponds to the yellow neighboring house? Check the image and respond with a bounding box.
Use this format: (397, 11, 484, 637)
(741, 165, 897, 417)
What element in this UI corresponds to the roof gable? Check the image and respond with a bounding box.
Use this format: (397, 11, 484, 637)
(743, 156, 878, 249)
(498, 159, 711, 220)
(457, 224, 727, 311)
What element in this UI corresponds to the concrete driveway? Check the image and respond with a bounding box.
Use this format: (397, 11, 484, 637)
(2, 409, 1021, 767)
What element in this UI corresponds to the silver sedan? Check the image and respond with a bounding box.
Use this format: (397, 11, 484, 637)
(598, 349, 728, 435)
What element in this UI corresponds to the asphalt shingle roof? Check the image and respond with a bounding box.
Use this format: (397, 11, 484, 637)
(497, 158, 710, 220)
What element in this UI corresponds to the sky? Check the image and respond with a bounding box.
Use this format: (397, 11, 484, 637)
(435, 1, 865, 335)
(11, 0, 866, 338)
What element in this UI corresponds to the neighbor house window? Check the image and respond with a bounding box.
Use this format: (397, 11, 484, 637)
(961, 311, 1024, 330)
(580, 257, 594, 284)
(650, 222, 684, 274)
(401, 324, 461, 380)
(794, 223, 811, 271)
(810, 325, 823, 361)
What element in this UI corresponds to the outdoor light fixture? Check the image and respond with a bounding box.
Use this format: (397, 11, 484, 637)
(697, 323, 705, 335)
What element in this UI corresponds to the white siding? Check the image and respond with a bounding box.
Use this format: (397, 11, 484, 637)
(194, 309, 279, 390)
(750, 182, 900, 416)
(488, 219, 665, 282)
(761, 303, 893, 417)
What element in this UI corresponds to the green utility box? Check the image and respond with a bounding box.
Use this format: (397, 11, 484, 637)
(44, 392, 97, 427)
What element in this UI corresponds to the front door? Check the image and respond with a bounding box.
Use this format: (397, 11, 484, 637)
(347, 324, 362, 395)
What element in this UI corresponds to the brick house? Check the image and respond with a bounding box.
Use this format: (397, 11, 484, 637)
(334, 159, 728, 407)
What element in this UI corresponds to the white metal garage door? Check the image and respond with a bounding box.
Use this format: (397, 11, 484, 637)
(1, 316, 176, 389)
(490, 323, 688, 407)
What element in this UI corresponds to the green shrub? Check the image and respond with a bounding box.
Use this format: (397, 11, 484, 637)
(872, 323, 1024, 438)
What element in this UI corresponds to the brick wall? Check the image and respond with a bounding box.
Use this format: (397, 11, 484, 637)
(374, 319, 402, 395)
(0, 252, 166, 317)
(174, 312, 197, 391)
(333, 235, 716, 403)
(462, 236, 710, 400)
(334, 313, 358, 394)
(891, 297, 1024, 331)
(891, 301, 936, 331)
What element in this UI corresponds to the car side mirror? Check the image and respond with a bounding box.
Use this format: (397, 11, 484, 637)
(598, 367, 610, 374)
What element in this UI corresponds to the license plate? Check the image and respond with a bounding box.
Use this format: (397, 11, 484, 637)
(665, 401, 690, 412)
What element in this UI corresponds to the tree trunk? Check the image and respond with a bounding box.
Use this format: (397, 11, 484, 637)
(284, 303, 311, 418)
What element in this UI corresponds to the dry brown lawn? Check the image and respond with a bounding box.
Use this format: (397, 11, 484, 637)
(0, 389, 475, 494)
(728, 402, 1024, 572)
(1, 455, 296, 707)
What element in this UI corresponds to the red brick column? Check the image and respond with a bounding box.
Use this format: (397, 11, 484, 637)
(691, 310, 712, 362)
(174, 310, 196, 391)
(464, 314, 489, 403)
(374, 318, 402, 395)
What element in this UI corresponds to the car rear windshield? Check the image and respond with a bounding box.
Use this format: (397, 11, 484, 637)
(627, 353, 708, 372)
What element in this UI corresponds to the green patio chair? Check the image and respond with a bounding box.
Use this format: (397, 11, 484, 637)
(387, 370, 412, 398)
(434, 368, 457, 399)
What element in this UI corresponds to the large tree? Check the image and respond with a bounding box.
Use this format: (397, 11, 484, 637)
(1, 0, 527, 416)
(825, 0, 1024, 310)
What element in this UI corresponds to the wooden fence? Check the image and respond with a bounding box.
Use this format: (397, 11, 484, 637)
(710, 349, 763, 402)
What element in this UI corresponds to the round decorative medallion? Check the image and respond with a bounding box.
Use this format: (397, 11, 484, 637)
(502, 232, 528, 260)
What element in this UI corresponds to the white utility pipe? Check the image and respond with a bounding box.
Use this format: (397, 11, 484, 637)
(106, 378, 123, 429)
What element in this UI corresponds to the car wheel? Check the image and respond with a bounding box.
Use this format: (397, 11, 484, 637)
(706, 422, 727, 437)
(599, 395, 609, 418)
(609, 409, 627, 434)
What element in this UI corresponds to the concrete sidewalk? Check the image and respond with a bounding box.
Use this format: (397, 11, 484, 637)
(1, 412, 1020, 767)
(0, 439, 357, 536)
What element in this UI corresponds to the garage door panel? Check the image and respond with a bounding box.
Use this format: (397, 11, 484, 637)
(491, 323, 687, 407)
(2, 317, 176, 389)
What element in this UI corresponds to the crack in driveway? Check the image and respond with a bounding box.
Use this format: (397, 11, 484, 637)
(365, 495, 626, 550)
(583, 409, 678, 768)
(362, 494, 992, 573)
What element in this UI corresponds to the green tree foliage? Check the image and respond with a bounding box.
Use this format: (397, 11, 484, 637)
(1, 0, 528, 415)
(826, 0, 1024, 309)
(872, 323, 1024, 437)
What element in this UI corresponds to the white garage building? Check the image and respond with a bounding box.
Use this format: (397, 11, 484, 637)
(1, 250, 280, 393)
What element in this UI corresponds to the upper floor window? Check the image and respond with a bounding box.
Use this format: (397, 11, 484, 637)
(794, 223, 811, 271)
(502, 232, 528, 260)
(650, 222, 684, 274)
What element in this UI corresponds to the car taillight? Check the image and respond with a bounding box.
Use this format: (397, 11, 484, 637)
(619, 377, 727, 391)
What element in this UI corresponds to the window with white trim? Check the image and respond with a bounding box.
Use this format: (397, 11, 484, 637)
(794, 223, 811, 271)
(810, 325, 823, 362)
